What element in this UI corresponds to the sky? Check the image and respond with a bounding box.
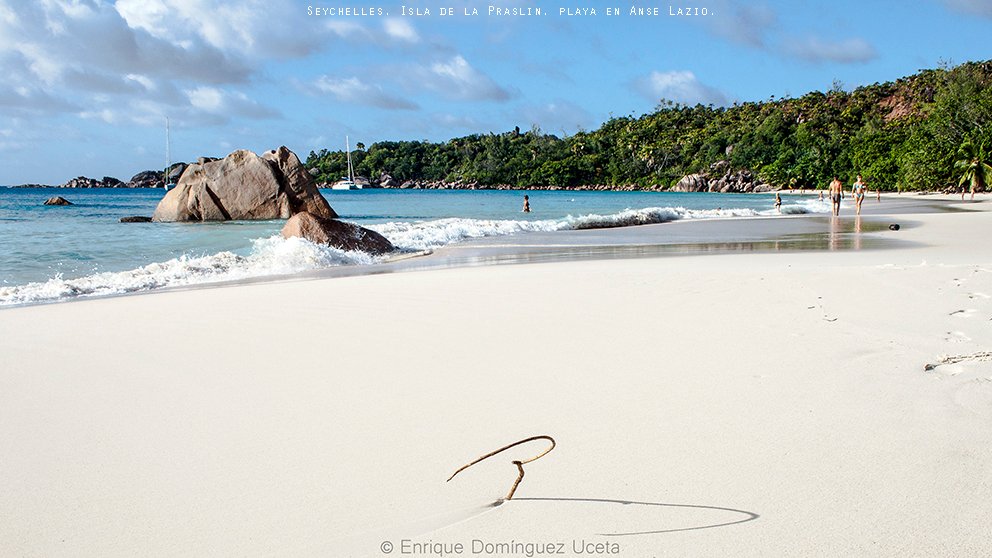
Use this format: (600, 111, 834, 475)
(1, 0, 991, 184)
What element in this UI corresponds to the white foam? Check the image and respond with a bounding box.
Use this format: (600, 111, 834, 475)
(1, 201, 832, 306)
(0, 236, 377, 306)
(370, 203, 829, 251)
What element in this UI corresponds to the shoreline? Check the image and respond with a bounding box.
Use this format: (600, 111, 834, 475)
(0, 193, 958, 309)
(1, 194, 990, 556)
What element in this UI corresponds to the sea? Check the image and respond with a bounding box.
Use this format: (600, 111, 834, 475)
(0, 187, 829, 306)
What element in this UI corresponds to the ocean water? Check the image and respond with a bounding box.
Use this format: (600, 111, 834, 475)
(0, 188, 828, 305)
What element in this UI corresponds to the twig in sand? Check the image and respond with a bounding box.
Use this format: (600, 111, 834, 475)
(924, 351, 992, 371)
(447, 435, 556, 501)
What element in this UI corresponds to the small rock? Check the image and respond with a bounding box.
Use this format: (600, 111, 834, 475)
(120, 216, 153, 223)
(43, 196, 73, 206)
(889, 224, 901, 231)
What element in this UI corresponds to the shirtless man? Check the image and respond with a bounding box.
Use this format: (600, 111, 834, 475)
(829, 177, 844, 216)
(852, 175, 867, 215)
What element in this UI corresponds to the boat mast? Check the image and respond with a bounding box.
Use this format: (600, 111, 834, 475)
(346, 135, 353, 181)
(165, 117, 171, 188)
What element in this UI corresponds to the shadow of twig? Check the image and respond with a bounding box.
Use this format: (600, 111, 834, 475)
(513, 497, 759, 536)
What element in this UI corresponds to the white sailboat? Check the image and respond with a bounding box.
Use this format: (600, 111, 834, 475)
(331, 135, 362, 190)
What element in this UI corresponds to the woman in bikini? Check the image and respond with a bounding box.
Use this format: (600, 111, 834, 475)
(852, 175, 867, 215)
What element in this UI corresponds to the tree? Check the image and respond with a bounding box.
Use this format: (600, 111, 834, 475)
(955, 141, 992, 200)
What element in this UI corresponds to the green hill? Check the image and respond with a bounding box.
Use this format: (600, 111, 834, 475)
(306, 60, 992, 192)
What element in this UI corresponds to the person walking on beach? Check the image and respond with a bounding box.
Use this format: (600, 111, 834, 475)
(829, 177, 844, 216)
(852, 175, 867, 215)
(522, 195, 531, 213)
(775, 192, 782, 213)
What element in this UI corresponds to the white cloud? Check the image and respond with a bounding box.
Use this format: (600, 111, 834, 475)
(185, 86, 279, 119)
(383, 18, 419, 43)
(422, 55, 511, 102)
(633, 71, 728, 107)
(785, 36, 877, 64)
(115, 0, 325, 59)
(0, 1, 251, 86)
(326, 20, 371, 40)
(79, 108, 118, 124)
(705, 2, 777, 48)
(125, 74, 154, 91)
(312, 76, 418, 110)
(0, 0, 293, 127)
(0, 82, 80, 113)
(187, 87, 225, 112)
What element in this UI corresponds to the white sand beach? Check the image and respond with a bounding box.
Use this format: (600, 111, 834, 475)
(2, 196, 991, 557)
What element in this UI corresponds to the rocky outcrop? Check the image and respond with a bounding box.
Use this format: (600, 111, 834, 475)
(152, 147, 336, 222)
(127, 171, 163, 189)
(666, 166, 778, 194)
(120, 216, 152, 223)
(281, 212, 394, 255)
(706, 169, 777, 193)
(671, 174, 709, 192)
(127, 163, 187, 189)
(59, 176, 124, 188)
(378, 173, 400, 188)
(43, 196, 73, 206)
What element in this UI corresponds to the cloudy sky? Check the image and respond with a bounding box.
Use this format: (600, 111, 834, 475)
(1, 0, 991, 184)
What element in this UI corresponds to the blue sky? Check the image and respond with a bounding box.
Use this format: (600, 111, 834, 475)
(1, 0, 991, 184)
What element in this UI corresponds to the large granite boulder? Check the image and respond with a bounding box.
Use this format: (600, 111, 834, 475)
(152, 147, 336, 222)
(671, 173, 709, 192)
(281, 212, 394, 255)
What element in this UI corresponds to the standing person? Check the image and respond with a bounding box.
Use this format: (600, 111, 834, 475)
(852, 175, 867, 215)
(876, 188, 881, 202)
(522, 195, 531, 213)
(829, 177, 844, 216)
(774, 192, 782, 213)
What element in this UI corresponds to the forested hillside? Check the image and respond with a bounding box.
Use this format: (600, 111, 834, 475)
(306, 61, 992, 191)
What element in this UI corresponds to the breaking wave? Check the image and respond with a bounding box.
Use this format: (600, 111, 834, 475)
(0, 200, 829, 306)
(0, 236, 377, 306)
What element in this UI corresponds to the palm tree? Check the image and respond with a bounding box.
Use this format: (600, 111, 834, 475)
(955, 140, 992, 201)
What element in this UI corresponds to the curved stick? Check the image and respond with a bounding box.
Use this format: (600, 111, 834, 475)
(447, 435, 556, 500)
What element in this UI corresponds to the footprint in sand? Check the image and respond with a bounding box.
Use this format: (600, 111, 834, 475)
(968, 292, 991, 300)
(944, 331, 972, 342)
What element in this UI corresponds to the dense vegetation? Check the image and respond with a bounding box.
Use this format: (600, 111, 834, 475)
(306, 60, 992, 191)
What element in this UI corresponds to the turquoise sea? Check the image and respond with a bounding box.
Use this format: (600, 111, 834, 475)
(0, 188, 827, 305)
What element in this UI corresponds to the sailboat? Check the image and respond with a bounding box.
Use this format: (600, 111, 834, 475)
(331, 135, 362, 190)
